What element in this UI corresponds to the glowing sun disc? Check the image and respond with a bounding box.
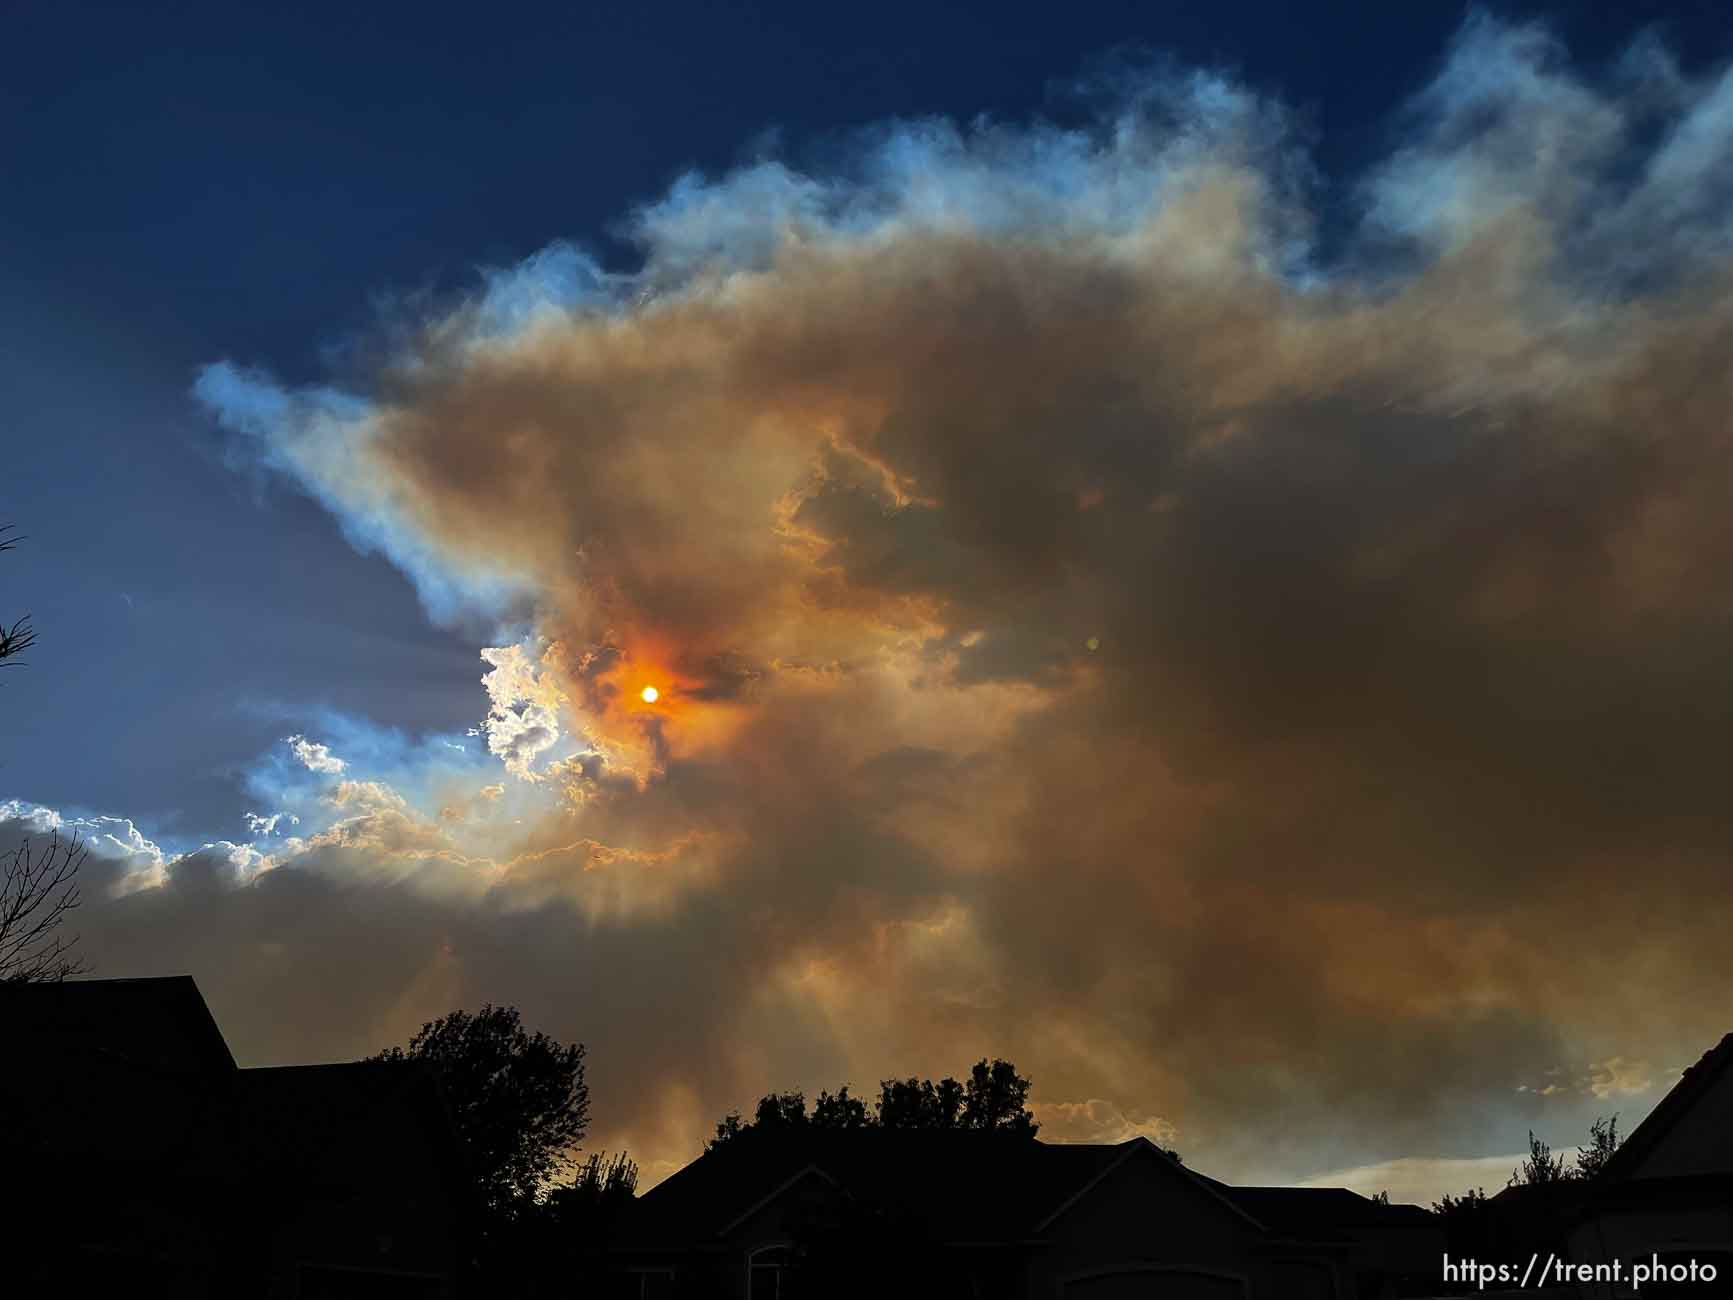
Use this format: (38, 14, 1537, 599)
(640, 686, 659, 704)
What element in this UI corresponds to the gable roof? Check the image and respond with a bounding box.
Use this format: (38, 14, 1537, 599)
(1034, 1137, 1264, 1234)
(621, 1131, 1387, 1250)
(1601, 1033, 1733, 1182)
(620, 1130, 1132, 1248)
(0, 976, 240, 1166)
(717, 1163, 846, 1236)
(0, 974, 237, 1075)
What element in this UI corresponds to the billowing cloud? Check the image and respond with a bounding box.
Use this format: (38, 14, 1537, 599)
(52, 12, 1733, 1189)
(285, 733, 347, 776)
(243, 811, 298, 837)
(478, 644, 566, 781)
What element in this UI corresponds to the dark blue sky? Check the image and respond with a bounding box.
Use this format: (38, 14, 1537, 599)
(4, 0, 1727, 842)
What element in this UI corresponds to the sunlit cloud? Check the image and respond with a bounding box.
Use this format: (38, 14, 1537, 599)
(1587, 1057, 1655, 1101)
(479, 643, 566, 781)
(63, 11, 1733, 1188)
(285, 733, 347, 776)
(243, 811, 298, 837)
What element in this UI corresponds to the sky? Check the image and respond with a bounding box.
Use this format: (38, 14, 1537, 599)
(6, 0, 1733, 1199)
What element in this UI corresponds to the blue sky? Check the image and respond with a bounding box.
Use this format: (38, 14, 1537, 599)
(6, 1, 1733, 1195)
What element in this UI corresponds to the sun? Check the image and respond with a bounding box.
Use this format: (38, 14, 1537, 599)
(639, 685, 659, 704)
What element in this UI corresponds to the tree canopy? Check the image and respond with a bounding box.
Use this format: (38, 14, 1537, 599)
(710, 1058, 1039, 1149)
(1431, 1112, 1624, 1256)
(1574, 1114, 1620, 1180)
(542, 1150, 639, 1239)
(367, 1004, 589, 1212)
(1510, 1129, 1571, 1186)
(1506, 1115, 1623, 1187)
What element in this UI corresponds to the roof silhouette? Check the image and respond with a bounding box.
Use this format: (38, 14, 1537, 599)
(622, 1129, 1131, 1246)
(0, 976, 463, 1197)
(619, 1128, 1419, 1249)
(0, 974, 236, 1074)
(1600, 1032, 1733, 1182)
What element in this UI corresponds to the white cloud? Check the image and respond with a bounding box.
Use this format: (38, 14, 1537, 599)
(0, 799, 63, 834)
(192, 363, 536, 627)
(479, 644, 565, 781)
(324, 779, 409, 814)
(285, 733, 346, 775)
(68, 814, 165, 870)
(200, 839, 270, 875)
(0, 800, 169, 893)
(243, 810, 298, 836)
(0, 802, 165, 869)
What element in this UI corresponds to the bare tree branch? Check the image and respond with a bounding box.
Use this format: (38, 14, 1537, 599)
(1, 524, 37, 668)
(0, 830, 90, 983)
(0, 521, 85, 980)
(0, 614, 35, 665)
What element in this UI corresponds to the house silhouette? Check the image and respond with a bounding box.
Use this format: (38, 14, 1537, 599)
(1562, 1032, 1733, 1297)
(1437, 1032, 1733, 1299)
(0, 976, 467, 1296)
(607, 1127, 1441, 1298)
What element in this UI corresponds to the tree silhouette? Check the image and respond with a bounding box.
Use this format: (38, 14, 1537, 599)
(961, 1058, 1037, 1132)
(544, 1150, 638, 1234)
(710, 1058, 1040, 1146)
(492, 1149, 639, 1293)
(1432, 1187, 1492, 1259)
(1510, 1130, 1570, 1186)
(1432, 1188, 1489, 1215)
(755, 1089, 810, 1130)
(1574, 1114, 1621, 1180)
(367, 1004, 589, 1213)
(812, 1085, 872, 1129)
(709, 1110, 748, 1150)
(877, 1075, 964, 1129)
